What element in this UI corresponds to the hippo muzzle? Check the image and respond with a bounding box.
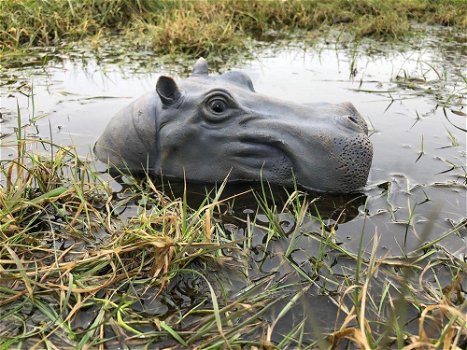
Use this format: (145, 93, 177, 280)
(94, 58, 373, 193)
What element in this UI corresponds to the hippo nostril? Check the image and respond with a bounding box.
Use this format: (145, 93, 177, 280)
(337, 114, 363, 132)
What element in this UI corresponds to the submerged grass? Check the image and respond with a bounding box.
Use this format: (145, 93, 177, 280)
(1, 0, 466, 67)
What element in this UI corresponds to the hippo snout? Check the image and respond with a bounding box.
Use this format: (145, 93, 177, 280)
(237, 103, 373, 192)
(281, 130, 372, 192)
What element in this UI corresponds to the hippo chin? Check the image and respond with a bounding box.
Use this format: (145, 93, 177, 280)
(94, 58, 373, 193)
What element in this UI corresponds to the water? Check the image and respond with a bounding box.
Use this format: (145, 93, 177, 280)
(2, 34, 465, 257)
(1, 29, 466, 345)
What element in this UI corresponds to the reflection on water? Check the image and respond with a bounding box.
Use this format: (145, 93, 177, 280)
(147, 180, 366, 223)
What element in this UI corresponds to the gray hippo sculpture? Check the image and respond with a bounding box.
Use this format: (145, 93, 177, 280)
(94, 58, 373, 193)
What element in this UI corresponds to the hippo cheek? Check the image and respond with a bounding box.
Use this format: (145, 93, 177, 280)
(158, 133, 243, 182)
(330, 134, 373, 191)
(229, 142, 295, 184)
(312, 134, 373, 192)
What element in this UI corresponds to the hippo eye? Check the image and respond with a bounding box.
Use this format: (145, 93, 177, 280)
(208, 98, 227, 114)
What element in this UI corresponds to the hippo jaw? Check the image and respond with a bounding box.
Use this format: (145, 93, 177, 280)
(95, 58, 373, 193)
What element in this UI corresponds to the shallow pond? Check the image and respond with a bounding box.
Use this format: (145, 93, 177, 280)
(2, 32, 465, 256)
(1, 28, 466, 346)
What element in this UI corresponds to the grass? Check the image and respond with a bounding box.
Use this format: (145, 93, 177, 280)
(1, 125, 466, 347)
(0, 135, 235, 347)
(1, 0, 466, 68)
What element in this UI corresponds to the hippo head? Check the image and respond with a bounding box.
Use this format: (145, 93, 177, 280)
(94, 58, 373, 193)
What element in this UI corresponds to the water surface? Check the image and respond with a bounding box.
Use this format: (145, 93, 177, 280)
(1, 29, 466, 345)
(2, 33, 465, 257)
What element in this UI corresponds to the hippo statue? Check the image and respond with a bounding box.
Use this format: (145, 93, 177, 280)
(94, 58, 373, 193)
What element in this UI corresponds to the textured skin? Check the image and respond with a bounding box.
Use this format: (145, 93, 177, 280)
(94, 58, 373, 193)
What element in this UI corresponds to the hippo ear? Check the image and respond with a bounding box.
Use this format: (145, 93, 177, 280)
(192, 57, 208, 76)
(156, 76, 181, 106)
(220, 71, 255, 92)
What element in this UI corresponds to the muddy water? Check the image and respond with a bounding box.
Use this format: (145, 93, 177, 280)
(2, 35, 465, 257)
(1, 31, 466, 344)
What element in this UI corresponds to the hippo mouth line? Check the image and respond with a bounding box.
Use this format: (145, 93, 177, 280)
(232, 141, 282, 157)
(231, 141, 294, 170)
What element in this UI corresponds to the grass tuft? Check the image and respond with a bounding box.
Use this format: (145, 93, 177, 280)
(1, 0, 466, 68)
